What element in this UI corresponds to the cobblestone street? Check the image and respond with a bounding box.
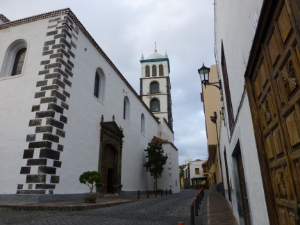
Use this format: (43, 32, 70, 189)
(0, 190, 207, 225)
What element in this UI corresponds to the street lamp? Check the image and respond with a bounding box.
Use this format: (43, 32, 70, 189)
(198, 63, 222, 90)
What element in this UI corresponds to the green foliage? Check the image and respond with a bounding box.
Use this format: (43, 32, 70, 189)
(143, 142, 168, 190)
(79, 171, 103, 193)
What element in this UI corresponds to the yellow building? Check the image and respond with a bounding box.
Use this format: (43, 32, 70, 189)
(200, 65, 223, 193)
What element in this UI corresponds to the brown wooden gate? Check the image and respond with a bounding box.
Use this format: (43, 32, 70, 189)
(245, 0, 300, 224)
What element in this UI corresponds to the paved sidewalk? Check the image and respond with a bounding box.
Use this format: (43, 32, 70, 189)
(0, 194, 137, 211)
(208, 191, 238, 225)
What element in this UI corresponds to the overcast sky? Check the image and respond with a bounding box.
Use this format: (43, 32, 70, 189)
(2, 0, 215, 165)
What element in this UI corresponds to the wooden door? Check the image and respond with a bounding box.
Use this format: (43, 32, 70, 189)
(246, 0, 300, 224)
(236, 152, 251, 225)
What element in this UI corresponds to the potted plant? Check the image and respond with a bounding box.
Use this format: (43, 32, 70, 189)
(79, 171, 103, 203)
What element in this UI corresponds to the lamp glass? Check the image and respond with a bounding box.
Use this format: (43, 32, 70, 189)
(198, 64, 210, 83)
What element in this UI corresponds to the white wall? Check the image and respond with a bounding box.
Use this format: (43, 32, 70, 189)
(215, 0, 268, 224)
(0, 18, 53, 194)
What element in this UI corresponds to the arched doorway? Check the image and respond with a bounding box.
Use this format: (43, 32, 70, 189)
(98, 117, 124, 195)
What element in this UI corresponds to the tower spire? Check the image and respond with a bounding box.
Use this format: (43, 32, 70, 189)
(154, 42, 157, 52)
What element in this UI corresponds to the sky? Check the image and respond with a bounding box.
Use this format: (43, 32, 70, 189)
(1, 0, 215, 165)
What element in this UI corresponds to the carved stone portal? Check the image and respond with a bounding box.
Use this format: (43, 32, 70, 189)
(98, 119, 124, 194)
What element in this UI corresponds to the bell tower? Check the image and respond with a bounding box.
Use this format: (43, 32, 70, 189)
(140, 46, 173, 128)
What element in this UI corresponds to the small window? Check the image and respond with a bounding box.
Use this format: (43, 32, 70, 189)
(195, 168, 200, 175)
(150, 81, 159, 94)
(11, 48, 27, 76)
(94, 68, 105, 102)
(141, 113, 145, 134)
(123, 96, 130, 121)
(150, 98, 160, 112)
(1, 39, 28, 78)
(145, 66, 150, 77)
(159, 64, 164, 76)
(152, 65, 157, 77)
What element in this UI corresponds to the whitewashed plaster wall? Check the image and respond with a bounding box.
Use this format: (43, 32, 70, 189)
(189, 161, 205, 185)
(0, 19, 55, 194)
(215, 0, 268, 224)
(154, 143, 180, 193)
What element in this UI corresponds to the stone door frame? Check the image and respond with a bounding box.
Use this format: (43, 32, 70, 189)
(98, 116, 124, 194)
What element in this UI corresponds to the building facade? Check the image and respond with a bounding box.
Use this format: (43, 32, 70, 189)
(213, 0, 300, 224)
(0, 9, 179, 201)
(201, 65, 223, 192)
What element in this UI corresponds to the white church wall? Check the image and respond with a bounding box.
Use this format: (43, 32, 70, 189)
(154, 143, 179, 193)
(215, 0, 268, 224)
(0, 18, 57, 194)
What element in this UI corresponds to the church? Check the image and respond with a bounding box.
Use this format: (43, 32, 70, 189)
(0, 8, 179, 201)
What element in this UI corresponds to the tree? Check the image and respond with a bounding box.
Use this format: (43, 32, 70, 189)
(143, 141, 168, 190)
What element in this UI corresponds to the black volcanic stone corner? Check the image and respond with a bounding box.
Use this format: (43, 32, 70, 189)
(35, 110, 55, 118)
(29, 119, 42, 126)
(36, 80, 48, 87)
(57, 144, 64, 151)
(51, 90, 66, 102)
(61, 101, 69, 110)
(43, 133, 59, 143)
(60, 115, 67, 124)
(52, 78, 66, 88)
(28, 141, 52, 149)
(38, 166, 56, 174)
(56, 129, 65, 137)
(36, 184, 56, 189)
(20, 167, 31, 174)
(17, 190, 45, 194)
(26, 174, 46, 183)
(53, 161, 62, 168)
(35, 126, 53, 133)
(26, 134, 36, 142)
(27, 159, 47, 166)
(50, 176, 60, 183)
(31, 105, 40, 112)
(41, 85, 59, 91)
(23, 149, 34, 159)
(47, 103, 64, 114)
(46, 118, 64, 129)
(40, 148, 60, 160)
(34, 91, 46, 98)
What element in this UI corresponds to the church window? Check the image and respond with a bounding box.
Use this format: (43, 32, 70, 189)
(141, 113, 145, 135)
(123, 96, 130, 122)
(0, 39, 28, 78)
(159, 65, 164, 76)
(150, 98, 160, 112)
(150, 81, 159, 94)
(145, 66, 150, 77)
(94, 68, 105, 102)
(11, 48, 27, 76)
(152, 65, 157, 77)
